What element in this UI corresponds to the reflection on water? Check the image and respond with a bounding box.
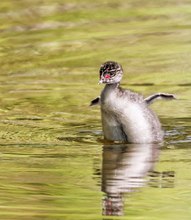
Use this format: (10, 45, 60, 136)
(101, 143, 175, 216)
(0, 0, 191, 219)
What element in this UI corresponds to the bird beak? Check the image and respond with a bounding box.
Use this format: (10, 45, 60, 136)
(98, 79, 103, 84)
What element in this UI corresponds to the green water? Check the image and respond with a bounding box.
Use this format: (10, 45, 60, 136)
(0, 0, 191, 219)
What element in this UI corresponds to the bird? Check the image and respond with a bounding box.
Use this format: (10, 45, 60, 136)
(90, 61, 176, 143)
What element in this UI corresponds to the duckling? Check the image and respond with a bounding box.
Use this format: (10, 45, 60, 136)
(91, 61, 175, 143)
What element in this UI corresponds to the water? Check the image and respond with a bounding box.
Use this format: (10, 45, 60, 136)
(0, 0, 191, 219)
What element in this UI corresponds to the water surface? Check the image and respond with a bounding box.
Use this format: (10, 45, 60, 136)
(0, 0, 191, 219)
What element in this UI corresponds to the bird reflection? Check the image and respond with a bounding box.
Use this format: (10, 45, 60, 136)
(101, 143, 159, 216)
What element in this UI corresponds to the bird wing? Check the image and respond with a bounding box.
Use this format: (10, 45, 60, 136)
(145, 93, 176, 105)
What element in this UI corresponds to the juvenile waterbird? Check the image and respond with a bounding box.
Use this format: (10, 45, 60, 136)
(91, 61, 175, 143)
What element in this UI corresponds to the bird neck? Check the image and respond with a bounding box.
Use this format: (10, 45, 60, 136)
(105, 82, 120, 89)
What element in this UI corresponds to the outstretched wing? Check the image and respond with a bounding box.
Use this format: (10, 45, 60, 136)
(145, 93, 176, 105)
(90, 96, 100, 106)
(90, 93, 176, 106)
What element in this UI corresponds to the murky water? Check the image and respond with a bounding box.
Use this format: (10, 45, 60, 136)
(0, 0, 191, 219)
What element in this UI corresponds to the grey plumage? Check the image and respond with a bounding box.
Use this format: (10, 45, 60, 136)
(100, 83, 163, 143)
